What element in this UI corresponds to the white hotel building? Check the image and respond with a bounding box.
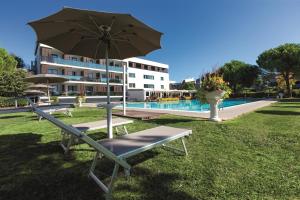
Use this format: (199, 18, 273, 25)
(124, 57, 169, 101)
(33, 44, 170, 102)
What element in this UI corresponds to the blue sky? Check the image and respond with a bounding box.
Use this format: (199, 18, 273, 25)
(1, 0, 300, 81)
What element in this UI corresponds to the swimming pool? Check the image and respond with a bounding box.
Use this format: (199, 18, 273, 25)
(125, 99, 253, 112)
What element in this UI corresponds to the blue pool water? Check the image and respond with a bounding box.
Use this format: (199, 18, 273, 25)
(125, 99, 253, 112)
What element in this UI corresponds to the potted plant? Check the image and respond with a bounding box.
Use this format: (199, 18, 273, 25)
(197, 72, 231, 122)
(76, 95, 86, 107)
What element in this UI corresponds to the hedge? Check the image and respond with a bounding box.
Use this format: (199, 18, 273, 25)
(0, 97, 28, 108)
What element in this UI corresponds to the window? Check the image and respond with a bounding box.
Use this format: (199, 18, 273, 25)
(160, 77, 164, 81)
(80, 71, 84, 76)
(96, 73, 100, 79)
(61, 69, 65, 75)
(144, 75, 154, 80)
(88, 73, 93, 79)
(136, 63, 141, 69)
(129, 73, 135, 78)
(71, 57, 78, 61)
(144, 84, 154, 89)
(161, 85, 164, 89)
(101, 73, 107, 78)
(85, 86, 94, 95)
(129, 83, 136, 88)
(129, 62, 133, 67)
(48, 68, 58, 74)
(51, 54, 58, 58)
(68, 85, 77, 92)
(151, 66, 156, 71)
(72, 71, 76, 76)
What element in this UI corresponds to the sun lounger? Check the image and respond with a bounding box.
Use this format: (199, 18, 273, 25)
(27, 99, 192, 199)
(61, 118, 133, 153)
(37, 107, 73, 121)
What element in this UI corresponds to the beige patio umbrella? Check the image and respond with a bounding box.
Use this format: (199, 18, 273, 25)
(28, 83, 54, 90)
(28, 7, 162, 138)
(24, 74, 68, 101)
(24, 89, 46, 95)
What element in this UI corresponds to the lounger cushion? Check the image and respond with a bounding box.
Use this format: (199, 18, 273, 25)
(72, 118, 133, 132)
(98, 126, 192, 158)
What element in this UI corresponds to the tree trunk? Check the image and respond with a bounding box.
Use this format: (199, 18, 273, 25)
(284, 72, 292, 97)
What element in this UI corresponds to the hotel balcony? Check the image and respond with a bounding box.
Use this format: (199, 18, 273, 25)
(63, 75, 123, 84)
(40, 56, 123, 72)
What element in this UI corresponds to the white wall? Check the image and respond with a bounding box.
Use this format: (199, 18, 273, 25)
(127, 67, 169, 91)
(124, 57, 170, 91)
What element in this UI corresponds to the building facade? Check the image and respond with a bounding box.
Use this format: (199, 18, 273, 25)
(34, 44, 170, 101)
(123, 57, 169, 101)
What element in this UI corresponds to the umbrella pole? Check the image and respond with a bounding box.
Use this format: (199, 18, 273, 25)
(47, 80, 50, 102)
(105, 46, 113, 139)
(123, 63, 126, 116)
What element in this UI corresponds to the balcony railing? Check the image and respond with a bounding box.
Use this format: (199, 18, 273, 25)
(59, 91, 123, 96)
(62, 75, 123, 84)
(40, 56, 123, 72)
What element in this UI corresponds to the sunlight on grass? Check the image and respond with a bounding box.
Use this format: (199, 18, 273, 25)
(0, 103, 299, 199)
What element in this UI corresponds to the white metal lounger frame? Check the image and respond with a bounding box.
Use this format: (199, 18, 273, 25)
(27, 99, 130, 198)
(27, 99, 190, 199)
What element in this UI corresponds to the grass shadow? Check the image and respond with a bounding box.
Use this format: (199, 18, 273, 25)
(0, 132, 106, 200)
(0, 114, 26, 119)
(255, 110, 300, 116)
(115, 167, 199, 200)
(147, 117, 201, 126)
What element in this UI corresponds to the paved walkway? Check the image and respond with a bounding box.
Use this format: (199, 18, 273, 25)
(112, 100, 277, 121)
(113, 110, 165, 120)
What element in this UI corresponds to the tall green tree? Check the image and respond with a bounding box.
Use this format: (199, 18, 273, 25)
(218, 60, 259, 93)
(257, 43, 300, 97)
(0, 48, 17, 72)
(0, 48, 27, 97)
(181, 81, 196, 90)
(0, 70, 27, 97)
(12, 54, 26, 68)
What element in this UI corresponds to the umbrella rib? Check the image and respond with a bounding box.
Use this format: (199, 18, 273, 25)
(88, 15, 104, 34)
(109, 17, 116, 29)
(74, 22, 101, 37)
(94, 40, 104, 59)
(110, 40, 122, 58)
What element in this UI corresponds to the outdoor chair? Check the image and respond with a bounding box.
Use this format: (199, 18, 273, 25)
(37, 107, 73, 121)
(28, 99, 192, 199)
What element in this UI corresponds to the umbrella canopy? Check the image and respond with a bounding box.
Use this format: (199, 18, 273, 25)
(24, 74, 68, 84)
(28, 7, 162, 59)
(24, 74, 68, 101)
(28, 7, 162, 138)
(28, 84, 54, 90)
(24, 89, 46, 95)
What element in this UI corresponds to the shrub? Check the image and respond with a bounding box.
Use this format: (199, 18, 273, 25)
(0, 97, 28, 108)
(50, 96, 59, 103)
(75, 95, 86, 103)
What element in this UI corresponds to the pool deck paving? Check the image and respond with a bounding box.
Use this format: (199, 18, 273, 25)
(113, 110, 166, 120)
(111, 99, 277, 121)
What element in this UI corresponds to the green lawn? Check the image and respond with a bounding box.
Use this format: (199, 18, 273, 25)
(0, 101, 299, 199)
